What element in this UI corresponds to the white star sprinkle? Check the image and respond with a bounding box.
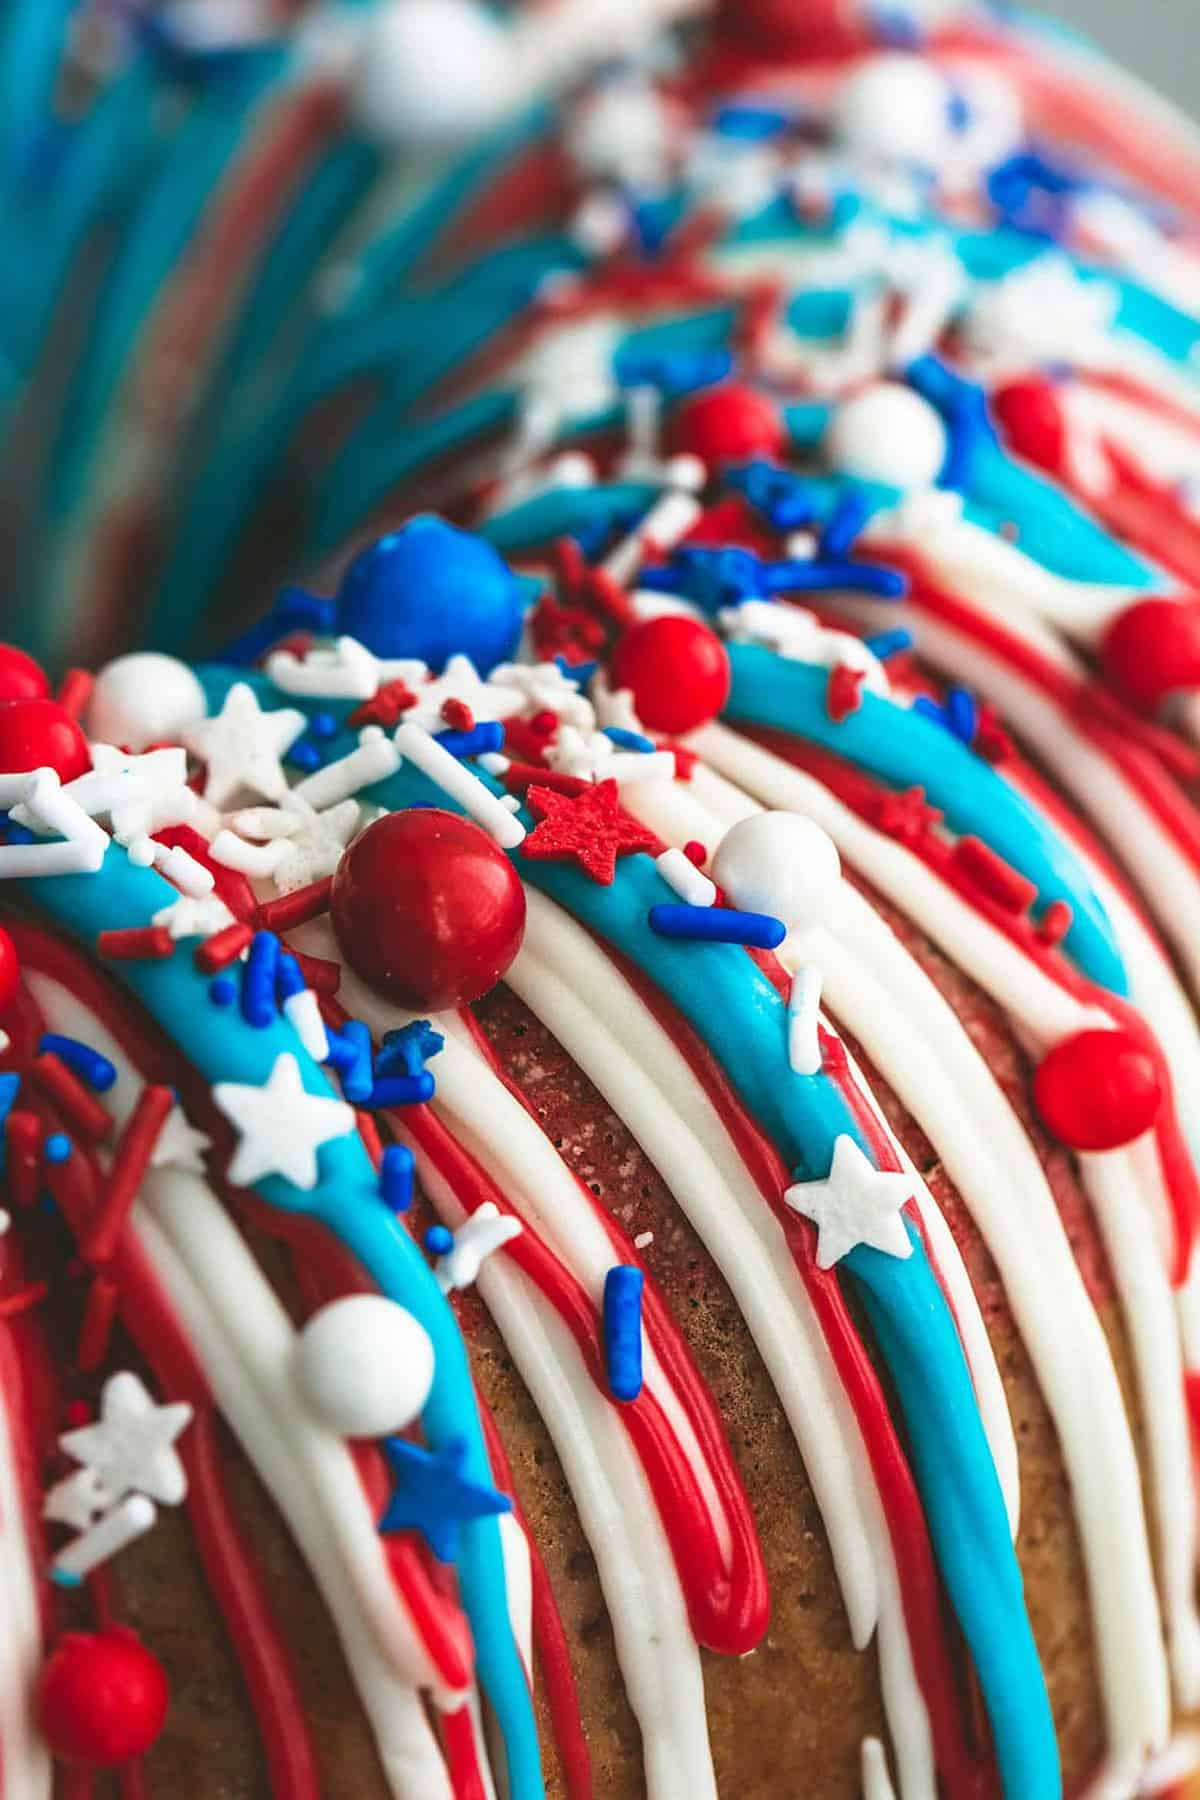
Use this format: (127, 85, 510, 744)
(59, 1371, 193, 1507)
(223, 794, 361, 894)
(151, 893, 236, 942)
(435, 1204, 524, 1294)
(489, 660, 596, 731)
(783, 1135, 914, 1270)
(214, 1052, 354, 1191)
(182, 683, 306, 808)
(150, 1104, 212, 1175)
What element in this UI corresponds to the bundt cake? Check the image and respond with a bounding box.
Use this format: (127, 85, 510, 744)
(5, 2, 1200, 1798)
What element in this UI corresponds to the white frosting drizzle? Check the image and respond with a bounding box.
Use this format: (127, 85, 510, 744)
(689, 724, 1174, 1764)
(0, 1379, 51, 1800)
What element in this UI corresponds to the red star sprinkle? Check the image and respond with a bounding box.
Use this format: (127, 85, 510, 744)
(348, 678, 419, 730)
(826, 664, 867, 723)
(870, 785, 942, 846)
(521, 779, 659, 885)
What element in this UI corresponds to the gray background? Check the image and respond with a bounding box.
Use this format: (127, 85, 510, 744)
(1030, 0, 1196, 117)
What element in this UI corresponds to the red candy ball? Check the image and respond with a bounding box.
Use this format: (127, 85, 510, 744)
(990, 377, 1065, 473)
(1100, 597, 1200, 712)
(37, 1629, 169, 1768)
(0, 645, 50, 704)
(0, 925, 19, 1014)
(610, 616, 731, 735)
(330, 808, 526, 1010)
(667, 383, 785, 467)
(0, 699, 90, 782)
(1032, 1027, 1162, 1152)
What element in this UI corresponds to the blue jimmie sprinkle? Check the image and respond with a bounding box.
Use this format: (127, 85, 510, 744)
(43, 1133, 71, 1165)
(209, 976, 237, 1007)
(242, 932, 281, 1029)
(425, 1224, 454, 1258)
(615, 346, 734, 396)
(820, 489, 872, 559)
(726, 460, 821, 532)
(38, 1035, 116, 1093)
(0, 1073, 20, 1172)
(865, 628, 914, 662)
(325, 1019, 374, 1104)
(214, 585, 336, 667)
(5, 823, 35, 846)
(712, 103, 792, 141)
(649, 903, 787, 950)
(380, 1144, 415, 1214)
(555, 655, 597, 688)
(603, 1266, 644, 1403)
(286, 739, 323, 773)
(275, 952, 306, 1003)
(912, 687, 979, 747)
(603, 727, 657, 754)
(310, 712, 338, 741)
(49, 1568, 84, 1590)
(435, 722, 505, 760)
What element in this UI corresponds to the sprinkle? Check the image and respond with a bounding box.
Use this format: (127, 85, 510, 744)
(76, 1275, 121, 1372)
(0, 1282, 48, 1320)
(310, 712, 339, 741)
(434, 1204, 523, 1294)
(282, 988, 329, 1064)
(285, 740, 322, 773)
(44, 1133, 72, 1164)
(33, 1055, 112, 1142)
(603, 727, 657, 754)
(503, 763, 589, 797)
(38, 1036, 116, 1093)
(193, 921, 253, 973)
(380, 1144, 414, 1213)
(0, 1072, 19, 1159)
(864, 629, 914, 662)
(1038, 900, 1073, 946)
(648, 903, 786, 949)
(56, 669, 93, 719)
(683, 840, 707, 867)
(5, 1111, 41, 1208)
(440, 698, 475, 732)
(292, 730, 400, 811)
(0, 771, 108, 878)
(633, 1231, 654, 1250)
(323, 1020, 375, 1104)
(97, 927, 174, 961)
(83, 1087, 173, 1265)
(51, 1494, 157, 1585)
(291, 950, 340, 997)
(348, 678, 419, 731)
(394, 722, 526, 850)
(209, 977, 236, 1007)
(788, 967, 823, 1076)
(603, 1266, 644, 1403)
(435, 722, 505, 760)
(424, 1224, 454, 1257)
(826, 664, 867, 723)
(655, 847, 717, 907)
(951, 837, 1037, 915)
(241, 932, 281, 1029)
(255, 876, 333, 934)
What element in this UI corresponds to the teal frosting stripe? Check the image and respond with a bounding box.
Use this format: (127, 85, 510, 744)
(723, 642, 1127, 994)
(18, 845, 544, 1800)
(197, 666, 1061, 1795)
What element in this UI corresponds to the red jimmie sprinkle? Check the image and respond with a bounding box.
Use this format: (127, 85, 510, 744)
(32, 1053, 113, 1142)
(290, 950, 341, 997)
(1037, 900, 1074, 946)
(256, 878, 333, 936)
(5, 1110, 42, 1208)
(77, 1275, 121, 1372)
(56, 668, 94, 720)
(951, 836, 1038, 916)
(503, 763, 588, 797)
(194, 922, 255, 973)
(826, 664, 867, 723)
(97, 927, 175, 962)
(440, 697, 475, 732)
(683, 840, 708, 867)
(83, 1085, 173, 1265)
(0, 1282, 48, 1320)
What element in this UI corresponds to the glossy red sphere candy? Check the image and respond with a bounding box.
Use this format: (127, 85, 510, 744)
(667, 383, 785, 466)
(0, 645, 50, 704)
(1100, 596, 1200, 711)
(331, 808, 526, 1009)
(610, 616, 731, 734)
(37, 1629, 169, 1767)
(990, 377, 1066, 473)
(1032, 1027, 1162, 1151)
(0, 699, 90, 782)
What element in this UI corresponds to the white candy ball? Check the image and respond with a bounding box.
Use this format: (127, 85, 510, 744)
(712, 813, 841, 934)
(832, 53, 954, 168)
(87, 653, 208, 751)
(353, 0, 516, 145)
(294, 1295, 435, 1438)
(824, 382, 948, 491)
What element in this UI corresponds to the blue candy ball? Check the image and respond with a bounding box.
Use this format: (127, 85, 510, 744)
(337, 516, 525, 674)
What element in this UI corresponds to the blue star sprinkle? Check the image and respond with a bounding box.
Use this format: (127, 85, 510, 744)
(379, 1435, 512, 1563)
